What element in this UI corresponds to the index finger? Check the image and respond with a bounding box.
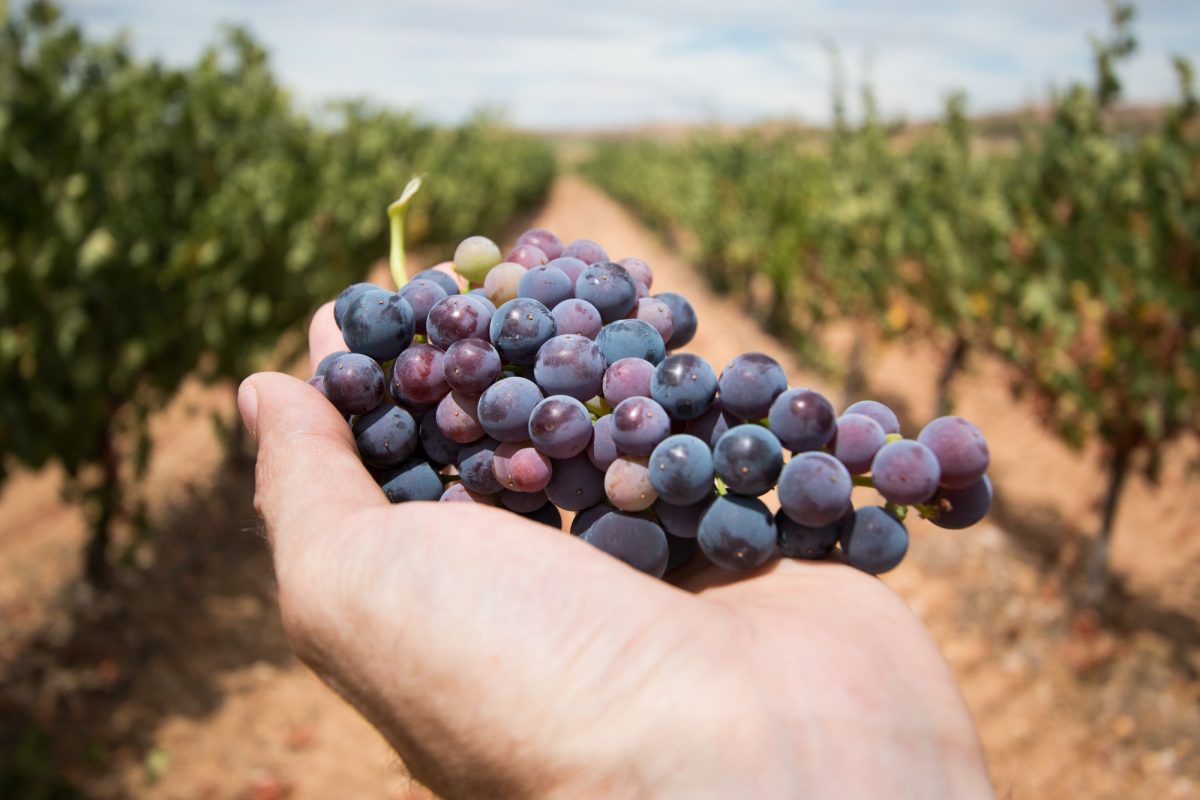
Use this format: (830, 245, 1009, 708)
(309, 301, 347, 375)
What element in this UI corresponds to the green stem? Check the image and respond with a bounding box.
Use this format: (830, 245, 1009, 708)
(852, 474, 875, 488)
(912, 502, 939, 519)
(885, 502, 908, 520)
(585, 396, 612, 417)
(387, 175, 423, 290)
(714, 477, 728, 496)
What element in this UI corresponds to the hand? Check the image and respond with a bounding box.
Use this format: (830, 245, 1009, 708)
(236, 302, 994, 799)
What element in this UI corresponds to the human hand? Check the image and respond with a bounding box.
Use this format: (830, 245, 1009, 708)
(236, 302, 994, 799)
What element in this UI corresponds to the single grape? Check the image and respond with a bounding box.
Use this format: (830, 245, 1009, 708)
(683, 400, 742, 447)
(654, 292, 697, 349)
(528, 395, 593, 458)
(391, 343, 450, 408)
(547, 256, 587, 284)
(928, 474, 992, 529)
(466, 289, 498, 313)
(648, 434, 714, 505)
(777, 451, 852, 526)
(456, 436, 503, 494)
(507, 244, 549, 269)
(353, 403, 419, 467)
(632, 297, 674, 344)
(492, 440, 553, 493)
(477, 377, 544, 442)
(443, 338, 501, 395)
(314, 349, 349, 379)
(490, 298, 557, 366)
(665, 533, 697, 572)
(617, 256, 653, 290)
(551, 298, 603, 339)
(411, 269, 460, 297)
(324, 353, 386, 416)
(581, 512, 669, 577)
(575, 262, 637, 323)
(831, 413, 887, 474)
(777, 507, 850, 559)
(440, 483, 497, 505)
(379, 458, 444, 503)
(571, 503, 611, 536)
(713, 424, 783, 496)
(718, 353, 787, 421)
(871, 440, 941, 505)
(595, 319, 666, 366)
(516, 227, 565, 260)
(436, 391, 484, 444)
(588, 413, 619, 471)
(843, 400, 901, 435)
(697, 494, 776, 571)
(334, 282, 380, 330)
(499, 488, 550, 513)
(651, 353, 717, 421)
(454, 235, 503, 284)
(653, 492, 715, 539)
(563, 238, 610, 265)
(483, 262, 528, 306)
(604, 455, 658, 511)
(840, 506, 908, 574)
(419, 413, 462, 467)
(399, 279, 449, 336)
(426, 294, 493, 350)
(342, 289, 415, 361)
(519, 501, 563, 529)
(533, 334, 606, 401)
(768, 388, 836, 452)
(602, 357, 655, 407)
(917, 416, 989, 489)
(518, 265, 574, 309)
(611, 396, 672, 456)
(544, 453, 606, 511)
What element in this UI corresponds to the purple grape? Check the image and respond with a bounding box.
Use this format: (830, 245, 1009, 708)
(490, 297, 557, 366)
(353, 403, 419, 467)
(467, 288, 498, 314)
(419, 413, 462, 467)
(928, 475, 992, 529)
(551, 298, 603, 339)
(602, 357, 655, 407)
(528, 395, 593, 458)
(323, 353, 386, 416)
(456, 436, 502, 494)
(777, 507, 851, 559)
(518, 265, 574, 308)
(632, 297, 674, 344)
(611, 396, 672, 456)
(492, 440, 553, 493)
(581, 512, 669, 577)
(391, 343, 449, 408)
(398, 278, 448, 335)
(870, 440, 941, 505)
(777, 451, 853, 526)
(427, 294, 493, 350)
(648, 434, 714, 505)
(843, 400, 900, 435)
(713, 424, 783, 496)
(563, 238, 609, 265)
(604, 456, 657, 511)
(571, 503, 611, 536)
(768, 388, 836, 452)
(477, 377, 544, 442)
(697, 494, 776, 571)
(314, 349, 349, 378)
(653, 492, 715, 539)
(917, 416, 990, 489)
(840, 506, 908, 574)
(595, 319, 666, 366)
(380, 458, 444, 503)
(507, 244, 549, 269)
(533, 334, 606, 401)
(334, 282, 381, 330)
(411, 268, 461, 296)
(443, 338, 501, 395)
(499, 488, 550, 513)
(617, 256, 653, 290)
(588, 414, 619, 471)
(655, 292, 697, 349)
(831, 413, 887, 475)
(651, 353, 717, 421)
(436, 391, 484, 444)
(342, 289, 415, 361)
(665, 533, 697, 572)
(519, 500, 563, 529)
(440, 483, 497, 505)
(516, 227, 564, 260)
(575, 262, 637, 323)
(718, 352, 787, 421)
(544, 453, 606, 511)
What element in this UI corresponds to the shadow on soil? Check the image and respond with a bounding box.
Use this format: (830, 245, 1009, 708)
(0, 453, 291, 798)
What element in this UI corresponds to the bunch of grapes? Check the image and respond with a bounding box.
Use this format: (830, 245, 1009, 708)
(311, 227, 992, 579)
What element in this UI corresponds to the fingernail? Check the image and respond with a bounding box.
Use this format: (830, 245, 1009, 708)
(238, 380, 259, 439)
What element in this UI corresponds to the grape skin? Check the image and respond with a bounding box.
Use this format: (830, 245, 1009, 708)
(342, 289, 416, 362)
(712, 424, 783, 496)
(507, 244, 549, 269)
(483, 262, 529, 306)
(575, 262, 637, 322)
(399, 279, 449, 336)
(617, 256, 654, 290)
(563, 238, 610, 265)
(528, 395, 593, 458)
(840, 506, 909, 574)
(570, 503, 611, 536)
(777, 451, 853, 526)
(665, 533, 697, 572)
(587, 414, 619, 471)
(777, 507, 849, 559)
(518, 265, 574, 308)
(596, 319, 666, 367)
(929, 474, 992, 529)
(653, 492, 715, 539)
(718, 353, 788, 421)
(492, 440, 553, 493)
(533, 334, 606, 401)
(391, 343, 450, 408)
(654, 292, 697, 349)
(353, 403, 419, 467)
(314, 349, 348, 378)
(551, 298, 603, 339)
(870, 440, 941, 505)
(499, 488, 550, 513)
(632, 297, 674, 343)
(768, 388, 836, 452)
(334, 282, 380, 330)
(831, 413, 887, 475)
(547, 256, 587, 284)
(651, 353, 717, 421)
(602, 357, 656, 407)
(516, 227, 565, 260)
(544, 453, 606, 511)
(419, 413, 462, 467)
(323, 353, 386, 416)
(611, 396, 672, 456)
(697, 494, 776, 571)
(443, 338, 501, 395)
(410, 269, 460, 297)
(843, 400, 901, 435)
(426, 294, 493, 350)
(477, 377, 544, 442)
(648, 434, 714, 505)
(456, 436, 503, 494)
(490, 298, 558, 366)
(520, 501, 563, 529)
(435, 391, 484, 444)
(917, 416, 990, 489)
(440, 483, 497, 505)
(380, 458, 444, 503)
(581, 512, 669, 577)
(453, 235, 503, 283)
(604, 455, 658, 511)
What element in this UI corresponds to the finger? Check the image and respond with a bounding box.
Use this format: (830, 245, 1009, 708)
(309, 301, 346, 374)
(238, 371, 386, 546)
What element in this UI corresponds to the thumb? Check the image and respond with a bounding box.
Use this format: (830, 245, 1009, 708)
(238, 371, 387, 545)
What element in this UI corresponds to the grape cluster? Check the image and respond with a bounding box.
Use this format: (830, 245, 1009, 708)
(311, 228, 992, 579)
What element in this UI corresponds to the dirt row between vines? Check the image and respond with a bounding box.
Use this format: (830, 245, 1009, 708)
(1, 175, 1197, 799)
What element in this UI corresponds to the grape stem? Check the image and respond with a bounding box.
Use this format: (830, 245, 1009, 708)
(584, 396, 612, 417)
(852, 474, 875, 488)
(714, 477, 728, 496)
(885, 501, 908, 520)
(387, 175, 423, 289)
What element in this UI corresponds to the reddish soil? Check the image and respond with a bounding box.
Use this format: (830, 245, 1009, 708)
(1, 176, 1197, 799)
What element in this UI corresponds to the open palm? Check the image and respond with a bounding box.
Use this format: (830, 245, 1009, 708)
(236, 304, 992, 799)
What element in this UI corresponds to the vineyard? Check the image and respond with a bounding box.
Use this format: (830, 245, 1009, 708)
(583, 4, 1199, 602)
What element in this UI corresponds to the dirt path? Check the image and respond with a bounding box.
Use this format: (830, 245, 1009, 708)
(2, 175, 1197, 799)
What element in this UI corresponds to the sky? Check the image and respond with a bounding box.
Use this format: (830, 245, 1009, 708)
(60, 0, 1200, 130)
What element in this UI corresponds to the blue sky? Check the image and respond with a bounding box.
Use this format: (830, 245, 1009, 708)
(62, 1, 1200, 130)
